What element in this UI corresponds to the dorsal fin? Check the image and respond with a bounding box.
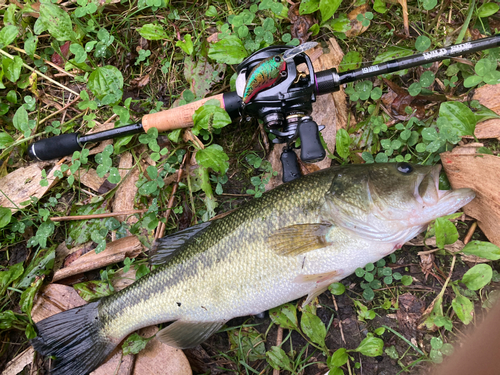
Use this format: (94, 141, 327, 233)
(150, 221, 212, 265)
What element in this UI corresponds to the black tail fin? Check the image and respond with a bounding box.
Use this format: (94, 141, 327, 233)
(31, 301, 116, 375)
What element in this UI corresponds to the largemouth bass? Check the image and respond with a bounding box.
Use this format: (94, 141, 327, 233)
(31, 162, 475, 374)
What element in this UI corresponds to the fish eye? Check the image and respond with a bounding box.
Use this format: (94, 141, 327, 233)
(274, 56, 282, 63)
(396, 162, 413, 174)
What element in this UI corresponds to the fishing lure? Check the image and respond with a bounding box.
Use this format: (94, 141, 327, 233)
(241, 42, 318, 104)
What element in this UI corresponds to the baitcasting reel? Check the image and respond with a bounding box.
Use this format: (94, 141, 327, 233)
(235, 44, 330, 182)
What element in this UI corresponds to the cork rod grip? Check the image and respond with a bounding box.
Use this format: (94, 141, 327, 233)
(142, 94, 225, 133)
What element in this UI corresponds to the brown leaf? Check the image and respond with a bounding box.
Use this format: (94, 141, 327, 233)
(53, 236, 143, 282)
(113, 152, 140, 225)
(441, 149, 500, 247)
(51, 41, 71, 66)
(32, 284, 86, 323)
(130, 74, 150, 88)
(2, 348, 35, 375)
(0, 162, 62, 214)
(396, 293, 425, 339)
(131, 326, 192, 375)
(288, 2, 316, 44)
(382, 78, 446, 119)
(472, 84, 500, 140)
(344, 4, 370, 38)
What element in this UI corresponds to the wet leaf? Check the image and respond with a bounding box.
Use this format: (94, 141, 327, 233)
(88, 65, 124, 104)
(266, 346, 293, 372)
(39, 3, 77, 42)
(269, 303, 299, 329)
(327, 348, 348, 367)
(438, 102, 476, 136)
(355, 336, 384, 356)
(195, 144, 229, 174)
(122, 333, 152, 355)
(320, 0, 341, 22)
(462, 264, 492, 290)
(74, 280, 114, 301)
(328, 282, 345, 295)
(0, 25, 19, 48)
(208, 35, 248, 65)
(434, 217, 458, 248)
(0, 207, 12, 228)
(16, 247, 54, 289)
(477, 2, 500, 17)
(451, 288, 474, 324)
(192, 104, 231, 135)
(301, 310, 326, 346)
(299, 0, 320, 14)
(20, 277, 44, 316)
(176, 34, 193, 55)
(138, 24, 168, 40)
(336, 128, 352, 159)
(461, 241, 500, 260)
(0, 262, 24, 295)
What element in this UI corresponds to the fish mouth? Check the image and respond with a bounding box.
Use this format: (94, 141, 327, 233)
(415, 164, 475, 216)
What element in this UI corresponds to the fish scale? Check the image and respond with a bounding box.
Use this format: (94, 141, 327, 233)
(100, 169, 334, 340)
(31, 163, 475, 375)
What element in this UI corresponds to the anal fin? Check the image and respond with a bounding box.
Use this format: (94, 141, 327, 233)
(156, 320, 226, 349)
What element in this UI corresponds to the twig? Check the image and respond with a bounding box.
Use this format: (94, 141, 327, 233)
(463, 221, 477, 245)
(50, 209, 148, 221)
(417, 248, 441, 256)
(0, 48, 79, 96)
(39, 97, 80, 125)
(155, 152, 188, 240)
(272, 326, 283, 375)
(331, 295, 346, 345)
(7, 45, 76, 78)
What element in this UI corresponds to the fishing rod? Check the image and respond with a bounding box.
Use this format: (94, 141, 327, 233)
(28, 34, 500, 181)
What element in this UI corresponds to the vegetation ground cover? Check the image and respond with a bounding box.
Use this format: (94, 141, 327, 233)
(1, 0, 500, 373)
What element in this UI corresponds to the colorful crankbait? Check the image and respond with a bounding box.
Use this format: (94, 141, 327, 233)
(241, 42, 318, 104)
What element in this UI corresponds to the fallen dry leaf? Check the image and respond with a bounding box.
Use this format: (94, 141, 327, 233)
(0, 162, 62, 214)
(32, 284, 86, 323)
(382, 78, 446, 119)
(112, 152, 139, 225)
(396, 293, 425, 339)
(53, 236, 143, 282)
(288, 2, 316, 44)
(2, 348, 35, 375)
(345, 4, 371, 38)
(472, 84, 500, 140)
(441, 148, 500, 247)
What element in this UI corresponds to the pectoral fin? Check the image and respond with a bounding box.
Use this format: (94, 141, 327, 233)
(156, 320, 226, 349)
(267, 223, 333, 256)
(293, 270, 342, 306)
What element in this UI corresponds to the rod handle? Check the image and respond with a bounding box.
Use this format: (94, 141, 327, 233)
(28, 133, 81, 161)
(142, 93, 225, 133)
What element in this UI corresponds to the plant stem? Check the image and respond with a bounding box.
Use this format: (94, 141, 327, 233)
(456, 0, 476, 44)
(0, 48, 79, 96)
